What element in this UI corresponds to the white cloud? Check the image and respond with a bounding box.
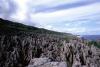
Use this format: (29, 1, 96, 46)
(29, 0, 81, 7)
(9, 0, 28, 21)
(31, 2, 100, 22)
(0, 0, 100, 35)
(29, 2, 100, 35)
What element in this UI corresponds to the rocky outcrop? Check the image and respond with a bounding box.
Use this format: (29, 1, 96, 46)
(27, 40, 100, 67)
(61, 40, 100, 67)
(0, 32, 65, 67)
(28, 58, 67, 67)
(0, 35, 32, 67)
(0, 32, 100, 67)
(0, 31, 100, 67)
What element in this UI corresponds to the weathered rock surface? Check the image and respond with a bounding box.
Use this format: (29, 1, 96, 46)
(28, 58, 67, 67)
(62, 41, 100, 67)
(0, 32, 65, 67)
(0, 32, 100, 67)
(0, 35, 32, 67)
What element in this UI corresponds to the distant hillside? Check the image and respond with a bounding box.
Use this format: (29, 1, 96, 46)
(82, 35, 100, 40)
(0, 18, 75, 39)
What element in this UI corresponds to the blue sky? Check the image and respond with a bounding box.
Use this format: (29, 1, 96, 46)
(0, 0, 100, 35)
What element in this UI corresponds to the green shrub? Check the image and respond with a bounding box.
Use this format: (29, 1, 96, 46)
(88, 41, 100, 48)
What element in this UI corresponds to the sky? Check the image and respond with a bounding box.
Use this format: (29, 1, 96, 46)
(0, 0, 100, 35)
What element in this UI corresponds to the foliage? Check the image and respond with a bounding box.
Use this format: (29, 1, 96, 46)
(88, 40, 100, 48)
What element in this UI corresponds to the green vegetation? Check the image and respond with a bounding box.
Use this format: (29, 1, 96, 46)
(88, 41, 100, 48)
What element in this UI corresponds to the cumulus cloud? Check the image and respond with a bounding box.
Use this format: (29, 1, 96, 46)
(0, 0, 100, 35)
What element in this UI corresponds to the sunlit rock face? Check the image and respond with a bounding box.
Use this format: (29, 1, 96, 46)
(28, 58, 67, 67)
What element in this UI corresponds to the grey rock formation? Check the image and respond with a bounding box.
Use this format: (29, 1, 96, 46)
(28, 58, 67, 67)
(0, 32, 65, 67)
(61, 41, 100, 67)
(0, 35, 32, 67)
(0, 33, 100, 67)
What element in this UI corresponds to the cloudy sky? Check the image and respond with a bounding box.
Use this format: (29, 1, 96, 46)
(0, 0, 100, 35)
